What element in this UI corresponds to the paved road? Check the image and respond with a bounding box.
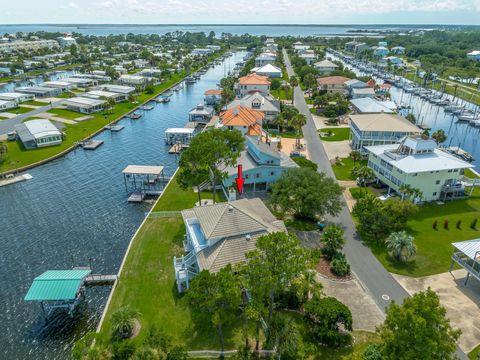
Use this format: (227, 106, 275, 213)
(0, 100, 66, 135)
(284, 50, 468, 359)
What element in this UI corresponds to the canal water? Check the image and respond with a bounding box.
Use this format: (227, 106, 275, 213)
(0, 70, 79, 93)
(0, 51, 245, 360)
(328, 52, 480, 171)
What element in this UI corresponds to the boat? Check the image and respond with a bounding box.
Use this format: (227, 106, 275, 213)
(140, 105, 154, 111)
(128, 112, 142, 119)
(444, 147, 475, 162)
(185, 76, 196, 84)
(458, 112, 479, 122)
(156, 96, 171, 103)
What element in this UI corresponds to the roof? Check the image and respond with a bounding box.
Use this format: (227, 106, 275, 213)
(122, 165, 164, 176)
(314, 59, 338, 68)
(227, 92, 280, 113)
(0, 92, 28, 100)
(65, 97, 105, 107)
(204, 89, 223, 95)
(349, 113, 420, 132)
(97, 85, 136, 94)
(15, 119, 61, 141)
(350, 98, 397, 114)
(87, 90, 120, 98)
(189, 104, 214, 116)
(254, 63, 282, 74)
(220, 105, 264, 127)
(238, 73, 270, 86)
(165, 127, 195, 134)
(452, 239, 480, 260)
(24, 269, 91, 301)
(352, 87, 376, 95)
(317, 76, 350, 86)
(365, 143, 473, 173)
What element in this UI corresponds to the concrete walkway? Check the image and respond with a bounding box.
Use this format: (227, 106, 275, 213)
(283, 49, 468, 359)
(0, 99, 66, 135)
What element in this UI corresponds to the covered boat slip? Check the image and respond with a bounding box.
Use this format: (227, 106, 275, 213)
(122, 165, 168, 202)
(164, 127, 195, 145)
(451, 239, 480, 285)
(24, 269, 91, 316)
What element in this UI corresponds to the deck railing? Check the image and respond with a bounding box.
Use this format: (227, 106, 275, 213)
(452, 252, 480, 281)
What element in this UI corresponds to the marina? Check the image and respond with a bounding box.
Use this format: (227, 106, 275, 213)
(0, 51, 245, 360)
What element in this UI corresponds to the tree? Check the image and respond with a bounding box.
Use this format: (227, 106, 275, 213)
(351, 165, 375, 187)
(349, 150, 362, 165)
(378, 289, 461, 359)
(270, 78, 281, 91)
(352, 193, 390, 242)
(186, 265, 241, 352)
(245, 232, 306, 323)
(145, 83, 155, 95)
(270, 168, 343, 220)
(0, 142, 7, 163)
(385, 231, 416, 262)
(272, 113, 285, 133)
(405, 113, 416, 124)
(289, 75, 298, 89)
(110, 306, 141, 339)
(304, 295, 353, 347)
(303, 73, 317, 97)
(398, 184, 413, 201)
(321, 224, 346, 259)
(267, 313, 300, 359)
(289, 113, 306, 148)
(432, 129, 447, 144)
(107, 97, 116, 114)
(383, 197, 418, 233)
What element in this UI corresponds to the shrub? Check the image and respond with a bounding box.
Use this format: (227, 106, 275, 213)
(291, 156, 318, 171)
(444, 219, 449, 229)
(330, 253, 351, 276)
(362, 343, 382, 360)
(456, 220, 461, 229)
(471, 218, 478, 230)
(432, 220, 437, 230)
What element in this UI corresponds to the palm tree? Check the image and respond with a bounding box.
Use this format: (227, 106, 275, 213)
(273, 113, 285, 133)
(268, 314, 300, 360)
(321, 224, 345, 259)
(410, 188, 423, 203)
(432, 129, 447, 144)
(290, 113, 306, 148)
(349, 150, 362, 165)
(398, 184, 413, 201)
(303, 73, 316, 98)
(111, 306, 141, 339)
(351, 165, 375, 187)
(386, 231, 416, 262)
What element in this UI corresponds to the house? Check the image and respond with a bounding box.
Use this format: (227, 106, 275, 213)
(0, 99, 17, 111)
(349, 113, 420, 153)
(366, 136, 474, 202)
(95, 84, 136, 95)
(226, 92, 280, 122)
(350, 97, 397, 114)
(14, 119, 62, 149)
(174, 197, 287, 292)
(293, 41, 310, 53)
(299, 52, 316, 65)
(219, 105, 264, 136)
(206, 45, 221, 51)
(16, 86, 61, 98)
(191, 48, 213, 56)
(351, 87, 376, 99)
(314, 59, 339, 75)
(345, 79, 368, 92)
(188, 104, 214, 124)
(0, 39, 59, 53)
(391, 46, 406, 55)
(345, 41, 369, 54)
(255, 53, 276, 67)
(84, 90, 127, 103)
(118, 74, 149, 86)
(204, 89, 223, 105)
(235, 73, 271, 98)
(64, 97, 105, 114)
(62, 77, 99, 88)
(138, 68, 162, 77)
(373, 47, 389, 57)
(381, 56, 404, 67)
(264, 38, 278, 52)
(378, 41, 388, 48)
(317, 76, 350, 94)
(251, 63, 282, 78)
(0, 92, 34, 104)
(57, 36, 76, 47)
(42, 80, 77, 91)
(467, 51, 480, 61)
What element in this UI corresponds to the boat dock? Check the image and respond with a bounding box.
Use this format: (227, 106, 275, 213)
(84, 274, 117, 286)
(122, 165, 168, 202)
(168, 143, 189, 154)
(105, 125, 125, 132)
(80, 139, 104, 150)
(0, 173, 32, 188)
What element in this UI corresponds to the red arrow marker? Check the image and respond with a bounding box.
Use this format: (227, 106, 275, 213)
(235, 164, 244, 194)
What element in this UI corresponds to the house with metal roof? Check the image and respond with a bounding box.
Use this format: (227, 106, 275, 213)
(251, 63, 282, 78)
(0, 92, 34, 104)
(16, 86, 62, 98)
(226, 91, 280, 122)
(188, 103, 214, 124)
(351, 87, 376, 99)
(451, 239, 480, 285)
(84, 90, 127, 103)
(349, 113, 420, 154)
(15, 119, 63, 149)
(350, 97, 397, 114)
(365, 136, 474, 202)
(174, 197, 286, 292)
(314, 59, 339, 75)
(221, 135, 298, 194)
(64, 97, 106, 114)
(0, 99, 17, 111)
(95, 84, 136, 95)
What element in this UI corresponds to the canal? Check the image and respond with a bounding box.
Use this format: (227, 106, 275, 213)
(328, 51, 480, 171)
(0, 51, 244, 360)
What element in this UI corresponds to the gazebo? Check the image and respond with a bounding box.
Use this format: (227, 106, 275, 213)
(450, 239, 480, 285)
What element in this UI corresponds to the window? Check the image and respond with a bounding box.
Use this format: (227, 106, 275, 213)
(270, 171, 275, 176)
(412, 173, 418, 176)
(435, 180, 440, 185)
(433, 192, 437, 196)
(448, 169, 453, 173)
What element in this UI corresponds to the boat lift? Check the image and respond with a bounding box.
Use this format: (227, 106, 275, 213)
(122, 165, 168, 202)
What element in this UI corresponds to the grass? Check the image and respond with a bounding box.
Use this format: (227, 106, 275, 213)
(284, 217, 319, 231)
(0, 73, 186, 173)
(23, 100, 50, 107)
(469, 343, 480, 360)
(97, 174, 241, 350)
(1, 106, 32, 115)
(319, 127, 350, 142)
(349, 187, 375, 200)
(465, 168, 480, 179)
(331, 157, 368, 181)
(371, 188, 480, 277)
(271, 88, 291, 101)
(47, 108, 84, 120)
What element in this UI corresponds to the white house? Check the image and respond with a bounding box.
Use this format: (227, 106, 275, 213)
(16, 86, 61, 98)
(467, 51, 480, 61)
(96, 84, 136, 95)
(293, 41, 310, 53)
(43, 80, 77, 91)
(227, 91, 280, 122)
(0, 92, 34, 104)
(84, 90, 127, 103)
(351, 87, 376, 99)
(174, 197, 287, 292)
(350, 97, 397, 114)
(349, 113, 420, 153)
(14, 119, 62, 149)
(366, 136, 474, 202)
(57, 36, 76, 47)
(235, 73, 271, 98)
(251, 63, 282, 78)
(299, 51, 316, 65)
(373, 47, 389, 57)
(391, 46, 406, 55)
(0, 99, 17, 111)
(118, 74, 149, 86)
(255, 53, 276, 67)
(64, 97, 105, 114)
(314, 59, 338, 75)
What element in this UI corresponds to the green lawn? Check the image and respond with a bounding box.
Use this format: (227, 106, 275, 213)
(48, 108, 84, 120)
(319, 127, 350, 142)
(331, 157, 367, 181)
(469, 343, 480, 359)
(349, 187, 375, 200)
(0, 106, 32, 115)
(0, 73, 186, 173)
(465, 168, 480, 179)
(371, 189, 480, 277)
(23, 100, 50, 107)
(271, 88, 291, 101)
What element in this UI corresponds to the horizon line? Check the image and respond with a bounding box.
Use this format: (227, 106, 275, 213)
(1, 23, 480, 27)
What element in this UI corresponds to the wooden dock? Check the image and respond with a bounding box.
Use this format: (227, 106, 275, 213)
(81, 140, 104, 150)
(105, 125, 125, 132)
(85, 274, 117, 286)
(0, 173, 32, 188)
(168, 143, 189, 154)
(128, 192, 145, 202)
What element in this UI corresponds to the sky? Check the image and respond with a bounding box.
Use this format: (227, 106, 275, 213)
(0, 0, 479, 25)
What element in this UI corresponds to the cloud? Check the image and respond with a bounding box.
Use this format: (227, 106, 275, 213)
(68, 1, 79, 9)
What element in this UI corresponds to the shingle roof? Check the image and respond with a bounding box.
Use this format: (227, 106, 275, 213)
(317, 76, 350, 86)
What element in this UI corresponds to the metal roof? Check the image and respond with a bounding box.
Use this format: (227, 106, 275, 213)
(24, 269, 91, 301)
(122, 165, 164, 176)
(452, 239, 480, 261)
